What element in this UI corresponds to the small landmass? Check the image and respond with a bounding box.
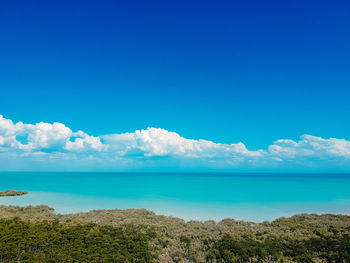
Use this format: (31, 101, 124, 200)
(0, 190, 28, 196)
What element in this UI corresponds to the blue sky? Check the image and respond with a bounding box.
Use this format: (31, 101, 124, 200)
(1, 0, 350, 171)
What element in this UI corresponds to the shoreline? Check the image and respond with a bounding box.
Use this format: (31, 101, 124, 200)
(1, 190, 350, 223)
(1, 172, 350, 222)
(1, 204, 349, 224)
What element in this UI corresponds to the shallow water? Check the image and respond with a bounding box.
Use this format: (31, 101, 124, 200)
(1, 172, 350, 222)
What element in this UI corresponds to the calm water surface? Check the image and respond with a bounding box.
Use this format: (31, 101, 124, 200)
(1, 172, 350, 222)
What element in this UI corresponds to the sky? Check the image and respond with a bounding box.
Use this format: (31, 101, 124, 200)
(0, 0, 350, 171)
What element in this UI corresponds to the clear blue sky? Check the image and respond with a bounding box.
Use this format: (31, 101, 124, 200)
(1, 0, 349, 151)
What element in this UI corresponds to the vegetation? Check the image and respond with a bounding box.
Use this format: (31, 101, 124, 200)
(0, 190, 28, 197)
(0, 218, 157, 262)
(0, 205, 349, 262)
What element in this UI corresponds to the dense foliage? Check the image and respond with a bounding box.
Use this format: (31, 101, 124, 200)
(0, 218, 157, 263)
(0, 206, 350, 262)
(206, 231, 350, 262)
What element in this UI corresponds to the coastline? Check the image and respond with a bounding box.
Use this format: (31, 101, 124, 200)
(1, 190, 350, 223)
(1, 204, 350, 224)
(1, 172, 350, 222)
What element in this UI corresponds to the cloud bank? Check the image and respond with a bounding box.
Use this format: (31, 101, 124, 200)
(1, 115, 350, 171)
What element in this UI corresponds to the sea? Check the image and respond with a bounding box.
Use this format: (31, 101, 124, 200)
(1, 172, 350, 222)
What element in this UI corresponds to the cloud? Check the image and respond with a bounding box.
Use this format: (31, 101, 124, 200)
(268, 135, 350, 160)
(103, 128, 263, 158)
(0, 115, 103, 153)
(0, 114, 350, 171)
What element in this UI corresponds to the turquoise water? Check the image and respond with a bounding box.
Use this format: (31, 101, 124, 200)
(1, 172, 350, 222)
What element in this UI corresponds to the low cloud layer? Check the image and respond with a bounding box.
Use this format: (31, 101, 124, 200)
(1, 115, 349, 171)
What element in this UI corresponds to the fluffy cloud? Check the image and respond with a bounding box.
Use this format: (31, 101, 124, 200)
(103, 128, 263, 158)
(0, 115, 103, 153)
(268, 135, 350, 160)
(0, 115, 350, 171)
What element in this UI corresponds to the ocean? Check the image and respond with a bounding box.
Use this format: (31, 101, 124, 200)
(1, 172, 349, 222)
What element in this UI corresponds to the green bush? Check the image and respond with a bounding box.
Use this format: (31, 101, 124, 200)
(0, 218, 157, 263)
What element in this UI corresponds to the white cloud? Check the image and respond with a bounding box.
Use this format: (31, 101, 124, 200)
(25, 122, 72, 149)
(103, 128, 262, 158)
(268, 135, 350, 160)
(66, 131, 104, 152)
(0, 114, 350, 171)
(0, 115, 103, 153)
